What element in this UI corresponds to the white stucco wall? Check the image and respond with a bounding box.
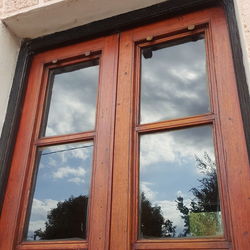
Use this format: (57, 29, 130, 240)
(0, 0, 249, 137)
(234, 0, 250, 87)
(1, 0, 165, 38)
(0, 22, 20, 132)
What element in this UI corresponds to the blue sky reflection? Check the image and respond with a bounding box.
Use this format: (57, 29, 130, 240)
(26, 141, 93, 240)
(140, 36, 210, 124)
(139, 126, 222, 238)
(43, 61, 99, 136)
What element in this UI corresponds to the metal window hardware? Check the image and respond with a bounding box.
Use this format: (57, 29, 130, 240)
(188, 25, 196, 31)
(146, 36, 153, 41)
(84, 51, 91, 56)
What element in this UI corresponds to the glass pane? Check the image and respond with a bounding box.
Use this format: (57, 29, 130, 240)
(41, 60, 99, 137)
(139, 126, 223, 239)
(140, 35, 210, 124)
(25, 141, 93, 241)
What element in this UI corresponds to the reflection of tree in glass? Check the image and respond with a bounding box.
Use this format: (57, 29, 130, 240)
(140, 192, 176, 238)
(176, 152, 222, 237)
(34, 195, 88, 240)
(140, 152, 222, 238)
(34, 153, 220, 240)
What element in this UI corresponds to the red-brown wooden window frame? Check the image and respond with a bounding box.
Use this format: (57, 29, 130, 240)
(0, 35, 119, 250)
(0, 6, 250, 250)
(131, 27, 230, 248)
(110, 6, 250, 250)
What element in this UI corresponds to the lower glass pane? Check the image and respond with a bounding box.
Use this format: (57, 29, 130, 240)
(139, 126, 223, 239)
(25, 141, 93, 241)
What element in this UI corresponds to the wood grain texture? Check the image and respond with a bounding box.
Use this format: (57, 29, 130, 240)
(112, 6, 249, 250)
(35, 131, 95, 147)
(0, 4, 250, 250)
(136, 114, 215, 133)
(209, 7, 250, 250)
(109, 31, 134, 250)
(87, 34, 119, 250)
(135, 239, 230, 249)
(221, 0, 250, 158)
(0, 34, 119, 250)
(17, 242, 87, 250)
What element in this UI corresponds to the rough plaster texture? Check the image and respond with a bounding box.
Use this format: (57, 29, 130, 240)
(240, 1, 250, 59)
(4, 0, 38, 13)
(234, 0, 250, 87)
(0, 0, 2, 16)
(0, 22, 20, 132)
(43, 0, 62, 2)
(0, 0, 165, 38)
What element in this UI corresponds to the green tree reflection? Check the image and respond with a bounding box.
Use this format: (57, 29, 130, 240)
(140, 152, 222, 238)
(140, 192, 176, 238)
(34, 195, 88, 240)
(33, 153, 221, 240)
(176, 152, 222, 237)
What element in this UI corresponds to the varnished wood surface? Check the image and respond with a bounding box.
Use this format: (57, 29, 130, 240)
(135, 114, 215, 133)
(109, 30, 134, 250)
(0, 35, 119, 250)
(209, 8, 250, 250)
(135, 239, 231, 249)
(0, 6, 249, 250)
(35, 131, 95, 147)
(17, 242, 87, 250)
(111, 6, 249, 250)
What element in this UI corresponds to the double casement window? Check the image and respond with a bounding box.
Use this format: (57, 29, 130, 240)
(0, 6, 249, 250)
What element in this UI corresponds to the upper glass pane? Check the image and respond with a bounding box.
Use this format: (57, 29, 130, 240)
(25, 141, 93, 241)
(139, 126, 223, 239)
(41, 60, 99, 137)
(140, 35, 210, 124)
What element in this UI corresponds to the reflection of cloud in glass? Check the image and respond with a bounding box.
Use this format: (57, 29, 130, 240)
(140, 125, 214, 169)
(139, 126, 222, 238)
(25, 141, 93, 240)
(52, 166, 86, 180)
(43, 61, 99, 136)
(26, 198, 58, 240)
(141, 181, 157, 200)
(140, 36, 210, 124)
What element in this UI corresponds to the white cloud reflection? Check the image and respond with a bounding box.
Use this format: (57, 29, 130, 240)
(44, 142, 93, 164)
(140, 126, 217, 237)
(27, 198, 58, 240)
(44, 63, 99, 136)
(27, 36, 217, 240)
(26, 142, 93, 240)
(140, 126, 214, 169)
(52, 166, 86, 180)
(141, 37, 209, 124)
(141, 181, 158, 200)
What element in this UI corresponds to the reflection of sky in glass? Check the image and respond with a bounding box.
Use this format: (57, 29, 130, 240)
(42, 61, 99, 137)
(139, 126, 223, 238)
(25, 141, 93, 241)
(140, 36, 210, 124)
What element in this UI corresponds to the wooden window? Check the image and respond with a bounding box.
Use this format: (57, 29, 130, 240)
(0, 36, 119, 250)
(0, 6, 249, 250)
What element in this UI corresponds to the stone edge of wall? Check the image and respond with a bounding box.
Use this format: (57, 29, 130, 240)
(0, 0, 63, 18)
(0, 21, 21, 133)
